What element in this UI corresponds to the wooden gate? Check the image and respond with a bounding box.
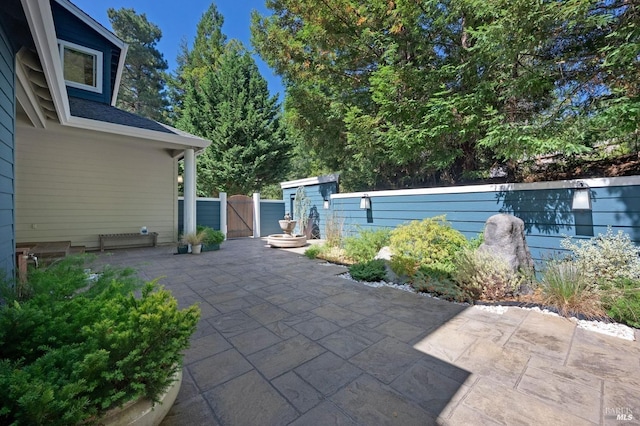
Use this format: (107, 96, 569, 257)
(227, 194, 253, 238)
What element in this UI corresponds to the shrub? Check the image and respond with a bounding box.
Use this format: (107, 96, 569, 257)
(560, 228, 640, 286)
(324, 212, 344, 248)
(412, 267, 471, 302)
(315, 245, 351, 265)
(469, 231, 484, 250)
(602, 278, 640, 328)
(197, 225, 225, 245)
(452, 248, 523, 301)
(181, 230, 206, 245)
(348, 259, 387, 282)
(540, 261, 604, 319)
(344, 228, 391, 263)
(0, 257, 200, 425)
(389, 216, 468, 276)
(389, 255, 419, 281)
(304, 245, 322, 259)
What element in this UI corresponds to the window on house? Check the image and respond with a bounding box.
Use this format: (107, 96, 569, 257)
(58, 40, 103, 93)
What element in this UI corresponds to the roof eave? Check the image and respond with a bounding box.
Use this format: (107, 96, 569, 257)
(21, 0, 70, 124)
(66, 115, 211, 150)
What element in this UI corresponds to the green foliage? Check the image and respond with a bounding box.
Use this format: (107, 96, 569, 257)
(107, 8, 168, 121)
(348, 259, 387, 282)
(560, 228, 640, 286)
(177, 36, 290, 196)
(469, 232, 485, 250)
(313, 245, 350, 265)
(304, 245, 322, 259)
(166, 3, 227, 124)
(0, 258, 200, 425)
(324, 212, 344, 248)
(412, 267, 471, 303)
(540, 261, 603, 319)
(197, 225, 225, 245)
(181, 230, 206, 245)
(601, 278, 640, 328)
(344, 228, 391, 263)
(389, 216, 468, 276)
(252, 0, 639, 190)
(170, 3, 291, 196)
(452, 248, 523, 301)
(389, 255, 419, 281)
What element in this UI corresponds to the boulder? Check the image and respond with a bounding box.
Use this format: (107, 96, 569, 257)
(375, 246, 402, 283)
(478, 214, 534, 273)
(374, 246, 393, 261)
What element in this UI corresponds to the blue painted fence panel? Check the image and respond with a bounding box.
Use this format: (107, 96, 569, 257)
(331, 182, 640, 262)
(260, 201, 285, 236)
(178, 199, 221, 233)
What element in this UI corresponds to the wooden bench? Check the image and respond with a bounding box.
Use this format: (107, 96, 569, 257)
(99, 233, 158, 251)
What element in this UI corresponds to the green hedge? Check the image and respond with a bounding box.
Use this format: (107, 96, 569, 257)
(0, 257, 199, 425)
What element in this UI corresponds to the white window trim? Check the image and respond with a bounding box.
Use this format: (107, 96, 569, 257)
(57, 39, 103, 94)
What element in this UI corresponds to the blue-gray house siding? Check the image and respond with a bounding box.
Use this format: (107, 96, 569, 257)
(0, 22, 15, 278)
(331, 179, 640, 264)
(51, 1, 120, 105)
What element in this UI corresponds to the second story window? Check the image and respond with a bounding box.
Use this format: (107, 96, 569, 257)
(58, 40, 103, 93)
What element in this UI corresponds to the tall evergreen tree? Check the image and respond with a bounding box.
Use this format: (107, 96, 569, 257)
(251, 0, 639, 190)
(166, 4, 226, 124)
(179, 43, 290, 195)
(107, 8, 168, 121)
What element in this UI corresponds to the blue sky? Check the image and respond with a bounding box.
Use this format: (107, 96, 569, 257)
(71, 0, 284, 99)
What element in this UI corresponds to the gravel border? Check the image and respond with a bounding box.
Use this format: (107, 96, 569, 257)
(338, 271, 637, 341)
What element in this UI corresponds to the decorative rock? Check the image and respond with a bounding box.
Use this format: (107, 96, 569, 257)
(375, 246, 403, 283)
(478, 214, 534, 273)
(374, 246, 393, 261)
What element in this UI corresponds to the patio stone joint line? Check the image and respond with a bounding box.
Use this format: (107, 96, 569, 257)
(563, 325, 579, 367)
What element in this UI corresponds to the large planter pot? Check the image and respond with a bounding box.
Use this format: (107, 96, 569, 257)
(101, 368, 182, 426)
(176, 245, 189, 255)
(201, 243, 220, 252)
(190, 244, 202, 254)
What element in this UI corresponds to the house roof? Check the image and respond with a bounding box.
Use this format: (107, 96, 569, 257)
(69, 97, 175, 134)
(18, 0, 210, 152)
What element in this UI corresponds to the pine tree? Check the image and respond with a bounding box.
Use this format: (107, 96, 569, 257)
(179, 43, 291, 195)
(166, 3, 226, 124)
(107, 8, 168, 121)
(251, 0, 640, 190)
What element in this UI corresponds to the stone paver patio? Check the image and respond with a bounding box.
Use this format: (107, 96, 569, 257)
(94, 239, 639, 425)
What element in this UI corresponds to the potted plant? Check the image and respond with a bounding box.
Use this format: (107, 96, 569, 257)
(0, 256, 200, 425)
(197, 225, 225, 252)
(181, 230, 206, 254)
(176, 233, 189, 254)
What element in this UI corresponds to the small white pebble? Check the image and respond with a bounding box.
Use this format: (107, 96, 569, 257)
(473, 305, 509, 315)
(339, 273, 637, 341)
